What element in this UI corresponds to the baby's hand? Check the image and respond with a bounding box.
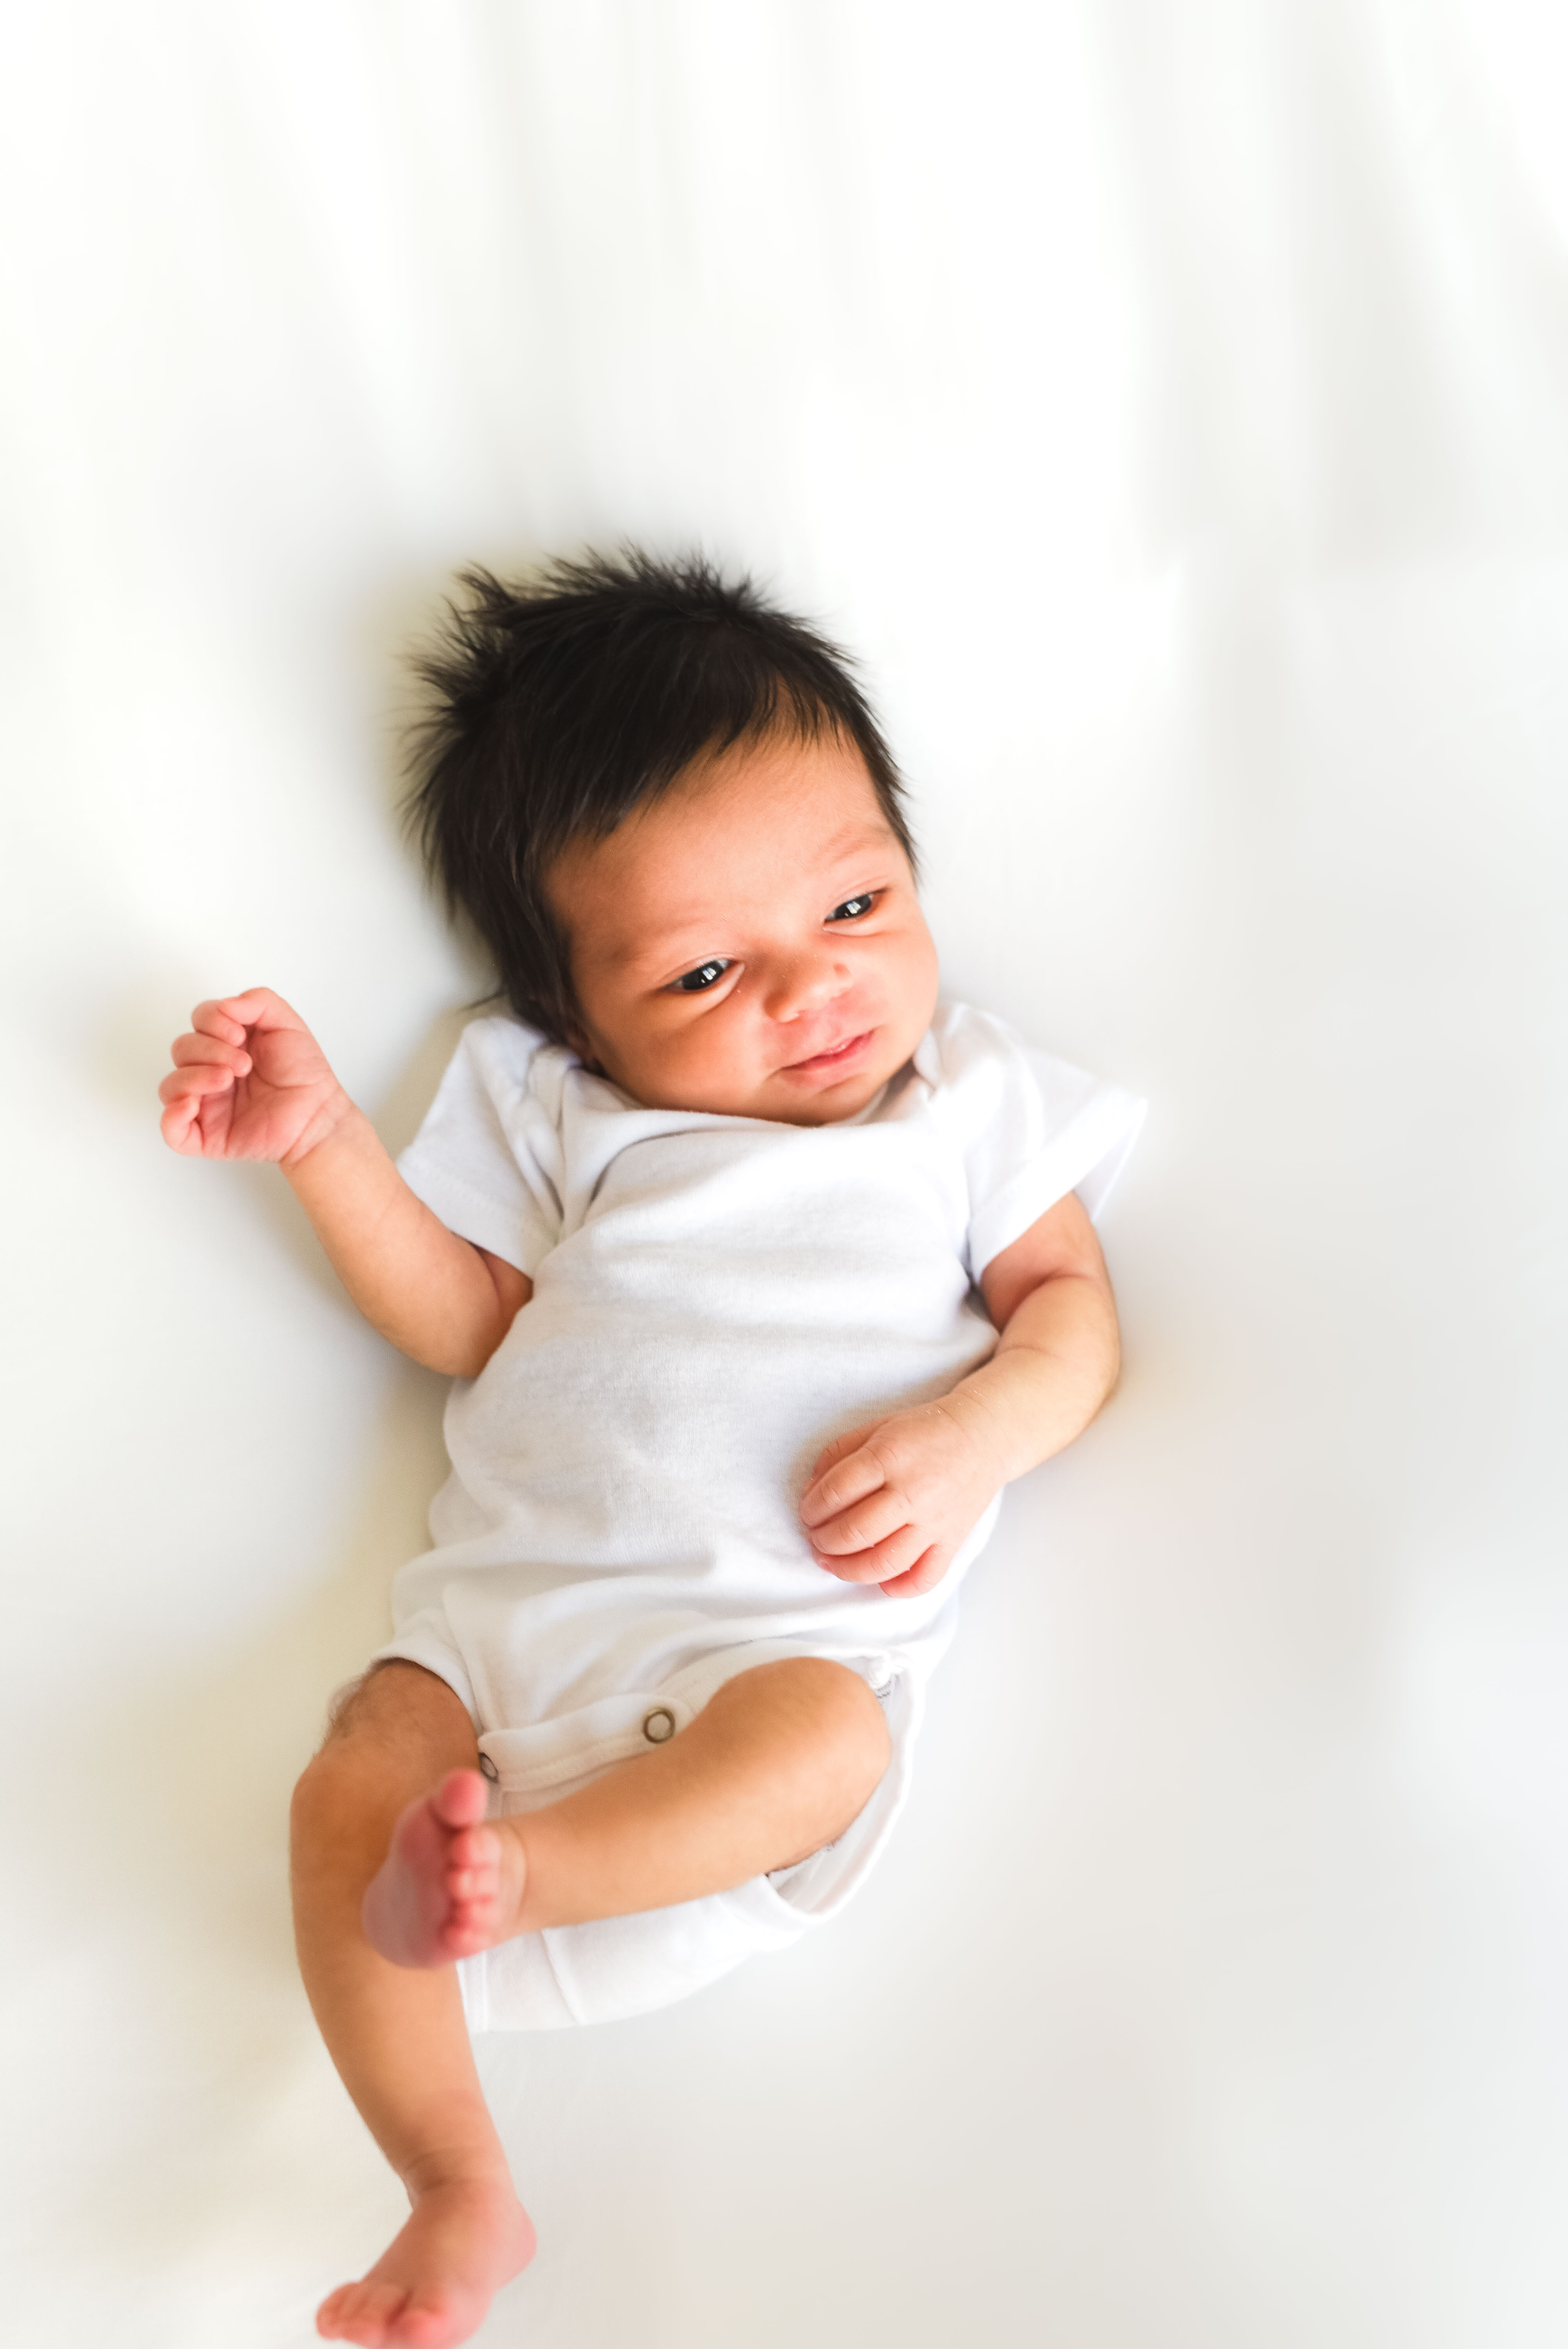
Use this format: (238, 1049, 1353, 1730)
(158, 988, 350, 1165)
(799, 1392, 1008, 1598)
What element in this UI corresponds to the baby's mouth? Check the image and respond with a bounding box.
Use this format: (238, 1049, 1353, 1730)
(781, 1028, 875, 1076)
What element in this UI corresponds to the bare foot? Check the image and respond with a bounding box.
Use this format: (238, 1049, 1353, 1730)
(316, 2168, 536, 2347)
(361, 1770, 526, 1967)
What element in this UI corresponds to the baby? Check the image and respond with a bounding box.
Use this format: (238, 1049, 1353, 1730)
(159, 552, 1142, 2349)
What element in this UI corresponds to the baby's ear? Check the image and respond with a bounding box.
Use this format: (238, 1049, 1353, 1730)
(561, 1023, 601, 1073)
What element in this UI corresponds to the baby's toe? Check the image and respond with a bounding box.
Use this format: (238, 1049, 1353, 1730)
(448, 1841, 494, 1884)
(429, 1768, 490, 1830)
(440, 1903, 497, 1958)
(318, 2279, 409, 2344)
(388, 2292, 467, 2347)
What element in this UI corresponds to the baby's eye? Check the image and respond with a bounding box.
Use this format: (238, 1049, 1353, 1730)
(828, 893, 877, 922)
(672, 958, 731, 994)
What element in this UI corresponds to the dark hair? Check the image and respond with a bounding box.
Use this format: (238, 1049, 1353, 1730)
(404, 548, 915, 1040)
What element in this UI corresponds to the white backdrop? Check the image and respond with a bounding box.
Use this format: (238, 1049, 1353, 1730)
(5, 4, 1568, 2344)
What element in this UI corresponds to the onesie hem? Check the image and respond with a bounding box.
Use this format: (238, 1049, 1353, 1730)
(367, 1625, 481, 1729)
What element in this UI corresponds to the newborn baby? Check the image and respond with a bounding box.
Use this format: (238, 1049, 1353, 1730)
(159, 552, 1143, 2349)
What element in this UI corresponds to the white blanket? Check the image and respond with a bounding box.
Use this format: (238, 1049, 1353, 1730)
(4, 4, 1566, 2344)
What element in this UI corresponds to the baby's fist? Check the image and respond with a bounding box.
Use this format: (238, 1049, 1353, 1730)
(798, 1394, 1007, 1598)
(159, 988, 347, 1164)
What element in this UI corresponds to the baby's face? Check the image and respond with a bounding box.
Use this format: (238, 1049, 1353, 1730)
(549, 729, 940, 1125)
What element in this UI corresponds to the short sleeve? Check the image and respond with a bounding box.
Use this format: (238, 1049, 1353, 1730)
(923, 1005, 1147, 1280)
(396, 1016, 567, 1276)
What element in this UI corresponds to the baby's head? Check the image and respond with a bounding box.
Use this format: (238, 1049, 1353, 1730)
(407, 551, 939, 1125)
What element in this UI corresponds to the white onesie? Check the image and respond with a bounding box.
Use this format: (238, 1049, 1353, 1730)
(382, 1002, 1144, 2030)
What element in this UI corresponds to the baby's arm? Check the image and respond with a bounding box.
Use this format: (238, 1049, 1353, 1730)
(799, 1191, 1120, 1597)
(159, 989, 530, 1376)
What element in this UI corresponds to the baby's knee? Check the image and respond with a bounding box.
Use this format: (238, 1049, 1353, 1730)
(292, 1661, 478, 1855)
(827, 1663, 893, 1796)
(773, 1656, 893, 1800)
(290, 1734, 376, 1859)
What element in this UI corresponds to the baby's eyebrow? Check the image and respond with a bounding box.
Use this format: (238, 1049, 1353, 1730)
(816, 817, 898, 864)
(609, 822, 902, 977)
(605, 923, 723, 979)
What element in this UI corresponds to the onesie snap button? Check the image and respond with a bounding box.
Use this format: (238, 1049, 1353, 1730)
(477, 1753, 500, 1782)
(642, 1706, 676, 1745)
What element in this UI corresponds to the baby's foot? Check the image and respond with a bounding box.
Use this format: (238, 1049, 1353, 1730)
(361, 1770, 526, 1967)
(316, 2168, 536, 2347)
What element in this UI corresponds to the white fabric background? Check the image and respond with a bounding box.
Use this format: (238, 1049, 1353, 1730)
(4, 4, 1567, 2342)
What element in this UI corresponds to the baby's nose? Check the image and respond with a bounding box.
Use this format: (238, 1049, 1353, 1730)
(765, 945, 852, 1021)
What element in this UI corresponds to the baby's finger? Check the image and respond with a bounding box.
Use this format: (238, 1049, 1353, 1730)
(159, 1092, 225, 1154)
(815, 1520, 930, 1585)
(877, 1544, 947, 1599)
(808, 1484, 912, 1557)
(213, 986, 302, 1034)
(805, 1424, 878, 1486)
(158, 1062, 237, 1106)
(170, 1031, 252, 1075)
(159, 1097, 197, 1151)
(800, 1442, 889, 1529)
(189, 997, 255, 1044)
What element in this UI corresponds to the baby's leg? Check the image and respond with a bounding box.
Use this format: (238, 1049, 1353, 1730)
(363, 1656, 891, 1967)
(289, 1662, 535, 2347)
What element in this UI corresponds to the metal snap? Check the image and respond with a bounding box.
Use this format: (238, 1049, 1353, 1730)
(642, 1706, 677, 1745)
(477, 1752, 500, 1782)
